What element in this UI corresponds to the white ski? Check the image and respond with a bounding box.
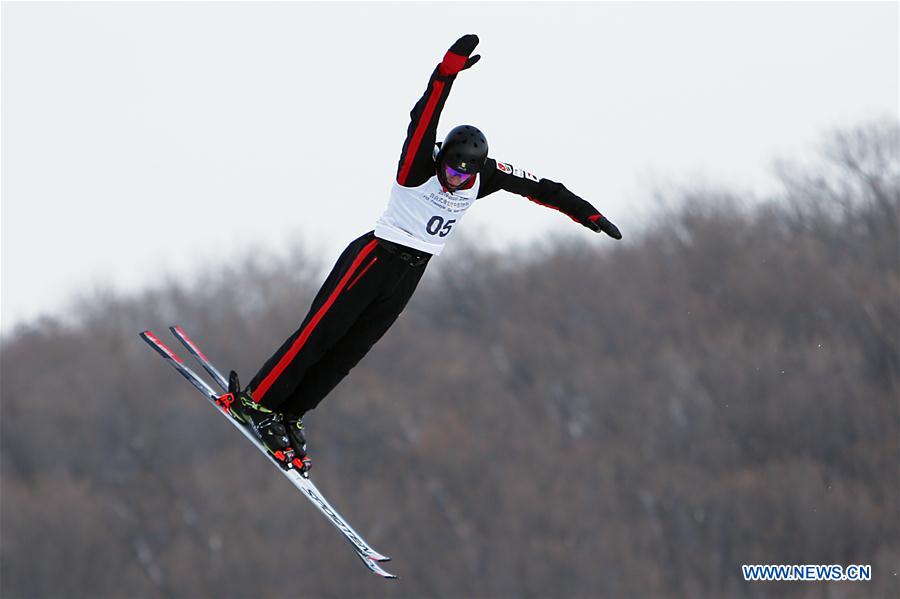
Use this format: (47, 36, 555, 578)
(140, 329, 396, 579)
(166, 325, 392, 565)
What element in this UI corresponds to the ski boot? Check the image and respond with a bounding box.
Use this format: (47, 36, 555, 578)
(285, 413, 312, 475)
(219, 371, 295, 469)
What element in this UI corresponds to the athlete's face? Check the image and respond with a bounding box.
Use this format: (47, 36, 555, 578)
(443, 163, 473, 189)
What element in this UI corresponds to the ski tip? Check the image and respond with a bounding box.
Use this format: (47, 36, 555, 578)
(372, 564, 398, 579)
(139, 330, 161, 343)
(358, 553, 397, 579)
(140, 330, 163, 345)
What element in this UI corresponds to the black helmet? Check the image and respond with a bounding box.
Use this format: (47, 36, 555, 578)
(436, 125, 488, 175)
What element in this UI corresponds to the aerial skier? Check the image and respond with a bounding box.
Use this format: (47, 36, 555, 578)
(225, 34, 622, 471)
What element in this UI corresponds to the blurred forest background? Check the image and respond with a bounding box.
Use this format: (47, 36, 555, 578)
(1, 122, 898, 599)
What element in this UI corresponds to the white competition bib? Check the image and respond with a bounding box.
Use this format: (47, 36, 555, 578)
(374, 174, 481, 256)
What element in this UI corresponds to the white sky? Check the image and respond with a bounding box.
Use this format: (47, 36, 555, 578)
(2, 1, 898, 333)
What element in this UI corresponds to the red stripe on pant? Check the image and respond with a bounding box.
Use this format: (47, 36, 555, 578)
(253, 238, 380, 403)
(346, 256, 378, 291)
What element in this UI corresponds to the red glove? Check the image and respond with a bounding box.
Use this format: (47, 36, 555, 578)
(439, 34, 481, 77)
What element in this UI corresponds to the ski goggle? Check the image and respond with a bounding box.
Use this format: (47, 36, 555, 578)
(444, 163, 473, 183)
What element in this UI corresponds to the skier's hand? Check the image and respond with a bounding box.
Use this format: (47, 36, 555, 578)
(588, 214, 622, 239)
(439, 34, 481, 76)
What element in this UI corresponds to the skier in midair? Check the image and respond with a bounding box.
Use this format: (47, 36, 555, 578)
(225, 35, 622, 471)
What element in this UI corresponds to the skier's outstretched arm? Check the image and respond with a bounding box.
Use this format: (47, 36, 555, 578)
(395, 34, 481, 188)
(477, 158, 623, 239)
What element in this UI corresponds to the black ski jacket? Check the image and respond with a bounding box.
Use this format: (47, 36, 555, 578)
(395, 60, 608, 230)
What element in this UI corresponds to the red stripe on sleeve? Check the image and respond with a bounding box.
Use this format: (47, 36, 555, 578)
(397, 79, 445, 185)
(253, 238, 380, 403)
(527, 196, 581, 224)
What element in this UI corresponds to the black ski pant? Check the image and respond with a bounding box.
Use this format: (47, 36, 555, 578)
(248, 231, 428, 417)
